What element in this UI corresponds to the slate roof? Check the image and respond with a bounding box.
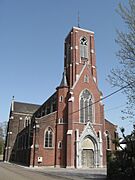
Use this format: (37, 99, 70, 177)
(59, 70, 68, 87)
(13, 101, 40, 114)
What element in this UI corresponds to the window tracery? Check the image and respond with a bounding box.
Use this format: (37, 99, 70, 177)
(80, 89, 93, 123)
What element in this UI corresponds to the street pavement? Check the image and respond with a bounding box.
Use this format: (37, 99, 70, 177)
(0, 162, 107, 180)
(0, 162, 60, 180)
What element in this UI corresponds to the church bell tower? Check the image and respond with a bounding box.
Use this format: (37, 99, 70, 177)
(64, 27, 97, 88)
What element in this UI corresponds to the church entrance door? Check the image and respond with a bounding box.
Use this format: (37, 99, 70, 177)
(81, 149, 94, 168)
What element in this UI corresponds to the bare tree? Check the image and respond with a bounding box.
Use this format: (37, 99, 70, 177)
(108, 0, 135, 119)
(0, 121, 7, 155)
(0, 125, 4, 155)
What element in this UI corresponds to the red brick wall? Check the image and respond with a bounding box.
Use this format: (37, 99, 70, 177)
(105, 119, 117, 151)
(31, 112, 57, 166)
(4, 112, 33, 162)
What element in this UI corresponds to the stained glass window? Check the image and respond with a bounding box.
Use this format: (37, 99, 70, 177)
(80, 90, 93, 123)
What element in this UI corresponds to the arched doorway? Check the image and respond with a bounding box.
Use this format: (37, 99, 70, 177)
(81, 138, 94, 168)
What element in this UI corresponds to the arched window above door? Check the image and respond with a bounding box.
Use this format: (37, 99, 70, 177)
(80, 89, 93, 123)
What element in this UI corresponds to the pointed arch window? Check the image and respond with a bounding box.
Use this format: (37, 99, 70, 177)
(106, 131, 111, 150)
(24, 116, 31, 127)
(80, 89, 93, 123)
(44, 127, 53, 148)
(80, 97, 84, 122)
(80, 37, 88, 59)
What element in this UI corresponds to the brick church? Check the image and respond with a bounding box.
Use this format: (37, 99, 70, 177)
(4, 26, 117, 168)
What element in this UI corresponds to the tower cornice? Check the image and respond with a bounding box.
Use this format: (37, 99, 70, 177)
(72, 26, 94, 34)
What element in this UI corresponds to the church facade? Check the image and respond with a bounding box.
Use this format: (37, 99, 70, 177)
(4, 26, 117, 168)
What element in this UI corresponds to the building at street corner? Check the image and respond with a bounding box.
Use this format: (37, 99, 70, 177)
(4, 26, 117, 168)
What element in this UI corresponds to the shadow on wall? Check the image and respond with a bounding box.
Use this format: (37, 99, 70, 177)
(9, 126, 32, 166)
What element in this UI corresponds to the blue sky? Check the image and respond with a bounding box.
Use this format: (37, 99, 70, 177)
(0, 0, 132, 134)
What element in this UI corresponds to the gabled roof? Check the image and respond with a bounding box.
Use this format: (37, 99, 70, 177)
(13, 101, 40, 114)
(105, 118, 117, 127)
